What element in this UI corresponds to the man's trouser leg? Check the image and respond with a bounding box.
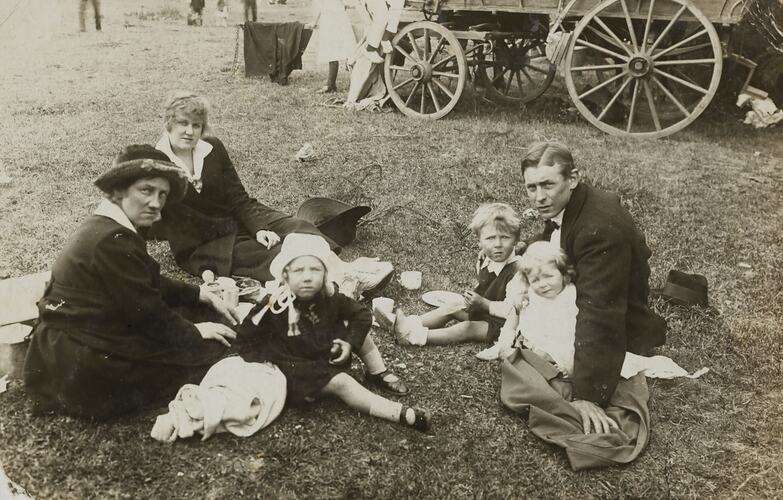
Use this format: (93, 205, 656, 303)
(363, 0, 389, 48)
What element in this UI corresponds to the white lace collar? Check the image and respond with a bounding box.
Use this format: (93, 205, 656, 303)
(155, 134, 213, 192)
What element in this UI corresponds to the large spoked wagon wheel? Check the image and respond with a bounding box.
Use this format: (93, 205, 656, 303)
(384, 21, 467, 119)
(564, 0, 722, 138)
(477, 38, 556, 105)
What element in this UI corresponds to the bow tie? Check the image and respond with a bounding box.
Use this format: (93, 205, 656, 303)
(543, 219, 560, 239)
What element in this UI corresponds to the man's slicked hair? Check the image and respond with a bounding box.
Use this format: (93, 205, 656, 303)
(520, 140, 575, 178)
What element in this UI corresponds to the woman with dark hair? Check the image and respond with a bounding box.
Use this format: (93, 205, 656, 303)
(23, 146, 249, 419)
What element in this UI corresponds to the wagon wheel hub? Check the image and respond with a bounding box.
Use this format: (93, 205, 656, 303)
(628, 56, 652, 78)
(410, 63, 432, 82)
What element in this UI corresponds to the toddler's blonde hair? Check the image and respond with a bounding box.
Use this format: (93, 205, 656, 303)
(518, 241, 575, 284)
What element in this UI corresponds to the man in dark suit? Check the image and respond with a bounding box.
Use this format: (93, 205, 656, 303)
(521, 141, 666, 434)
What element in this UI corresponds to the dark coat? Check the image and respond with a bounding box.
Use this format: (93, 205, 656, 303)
(151, 136, 292, 279)
(553, 183, 666, 406)
(23, 215, 229, 419)
(242, 291, 371, 404)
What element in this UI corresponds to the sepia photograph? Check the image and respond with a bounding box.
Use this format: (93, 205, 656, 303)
(0, 0, 781, 497)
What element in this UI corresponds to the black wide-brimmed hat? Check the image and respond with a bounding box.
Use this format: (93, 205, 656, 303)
(94, 145, 188, 203)
(295, 197, 371, 247)
(652, 269, 709, 308)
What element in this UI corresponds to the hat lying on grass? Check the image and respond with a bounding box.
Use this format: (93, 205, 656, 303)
(94, 144, 188, 203)
(651, 270, 709, 308)
(296, 197, 371, 247)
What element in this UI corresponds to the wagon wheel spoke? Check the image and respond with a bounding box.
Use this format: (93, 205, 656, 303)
(504, 71, 514, 95)
(490, 68, 509, 85)
(514, 70, 526, 94)
(642, 80, 662, 131)
(432, 71, 460, 78)
(389, 65, 409, 72)
(527, 63, 552, 75)
(619, 0, 639, 52)
(578, 70, 628, 99)
(420, 83, 426, 114)
(626, 79, 641, 133)
(651, 75, 691, 118)
(652, 29, 709, 59)
(428, 36, 447, 64)
(575, 38, 629, 62)
(427, 82, 442, 112)
(653, 68, 709, 94)
(647, 4, 688, 53)
(655, 58, 717, 66)
(590, 17, 633, 56)
(432, 53, 458, 70)
(521, 68, 535, 84)
(404, 81, 422, 107)
(641, 0, 656, 52)
(597, 76, 632, 121)
(432, 77, 455, 99)
(394, 44, 418, 66)
(392, 77, 416, 91)
(407, 32, 423, 61)
(423, 29, 431, 60)
(570, 62, 626, 72)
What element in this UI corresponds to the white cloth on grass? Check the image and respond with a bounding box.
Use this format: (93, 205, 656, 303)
(151, 357, 286, 442)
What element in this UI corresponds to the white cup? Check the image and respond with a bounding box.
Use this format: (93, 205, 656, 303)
(372, 297, 394, 315)
(400, 271, 422, 290)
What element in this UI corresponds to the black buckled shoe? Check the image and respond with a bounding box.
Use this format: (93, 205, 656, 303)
(400, 406, 431, 432)
(365, 369, 410, 396)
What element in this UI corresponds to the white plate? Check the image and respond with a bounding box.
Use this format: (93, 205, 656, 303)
(421, 290, 465, 308)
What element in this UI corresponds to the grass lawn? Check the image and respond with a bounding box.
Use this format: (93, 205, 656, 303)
(1, 0, 782, 498)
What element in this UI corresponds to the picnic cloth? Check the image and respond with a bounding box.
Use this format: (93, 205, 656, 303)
(151, 356, 286, 442)
(500, 348, 650, 471)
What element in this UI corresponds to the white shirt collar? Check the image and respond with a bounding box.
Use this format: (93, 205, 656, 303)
(155, 134, 213, 189)
(551, 209, 565, 227)
(94, 199, 137, 233)
(480, 253, 519, 276)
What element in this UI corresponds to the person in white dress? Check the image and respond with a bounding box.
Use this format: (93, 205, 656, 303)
(311, 0, 357, 93)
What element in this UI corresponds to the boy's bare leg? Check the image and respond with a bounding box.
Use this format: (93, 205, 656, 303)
(418, 305, 467, 328)
(425, 321, 489, 345)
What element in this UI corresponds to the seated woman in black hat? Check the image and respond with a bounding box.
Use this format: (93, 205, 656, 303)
(150, 92, 408, 396)
(150, 91, 392, 299)
(23, 146, 254, 419)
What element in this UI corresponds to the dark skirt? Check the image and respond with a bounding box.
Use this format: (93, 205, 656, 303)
(23, 324, 267, 420)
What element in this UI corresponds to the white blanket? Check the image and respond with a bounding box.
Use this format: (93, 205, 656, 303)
(151, 357, 286, 442)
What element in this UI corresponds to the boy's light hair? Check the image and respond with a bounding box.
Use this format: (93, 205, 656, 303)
(518, 241, 575, 284)
(163, 91, 210, 132)
(469, 203, 522, 239)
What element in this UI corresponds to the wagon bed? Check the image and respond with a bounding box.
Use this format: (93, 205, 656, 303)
(382, 0, 753, 137)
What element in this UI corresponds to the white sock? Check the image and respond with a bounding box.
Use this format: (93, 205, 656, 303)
(369, 400, 403, 423)
(361, 345, 386, 375)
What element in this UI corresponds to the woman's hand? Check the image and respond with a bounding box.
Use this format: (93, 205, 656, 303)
(569, 399, 619, 434)
(329, 339, 352, 365)
(199, 286, 241, 326)
(195, 322, 237, 347)
(256, 230, 281, 249)
(463, 290, 489, 311)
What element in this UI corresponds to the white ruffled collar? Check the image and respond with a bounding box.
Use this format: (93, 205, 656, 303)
(155, 134, 213, 192)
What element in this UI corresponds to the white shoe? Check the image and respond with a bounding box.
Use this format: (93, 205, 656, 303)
(381, 40, 393, 54)
(475, 344, 500, 361)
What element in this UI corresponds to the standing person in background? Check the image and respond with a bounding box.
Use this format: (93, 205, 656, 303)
(78, 0, 101, 32)
(189, 0, 205, 26)
(244, 0, 257, 22)
(311, 0, 356, 93)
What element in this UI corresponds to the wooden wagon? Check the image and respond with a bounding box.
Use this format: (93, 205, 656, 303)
(382, 0, 752, 137)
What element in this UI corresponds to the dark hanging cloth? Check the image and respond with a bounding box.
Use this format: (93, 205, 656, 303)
(243, 22, 312, 83)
